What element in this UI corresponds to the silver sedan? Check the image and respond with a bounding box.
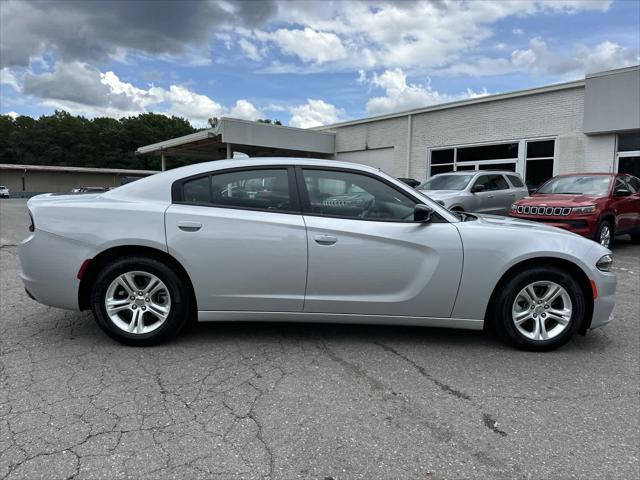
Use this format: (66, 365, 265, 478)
(19, 158, 616, 350)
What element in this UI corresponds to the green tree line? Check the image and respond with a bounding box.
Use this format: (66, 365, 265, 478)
(0, 111, 203, 171)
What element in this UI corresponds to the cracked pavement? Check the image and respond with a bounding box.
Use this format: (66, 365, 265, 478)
(1, 199, 639, 479)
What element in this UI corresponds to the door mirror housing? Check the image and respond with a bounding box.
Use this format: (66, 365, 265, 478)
(614, 188, 632, 197)
(414, 204, 433, 223)
(471, 184, 485, 193)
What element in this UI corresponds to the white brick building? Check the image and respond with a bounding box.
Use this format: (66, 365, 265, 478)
(321, 65, 640, 190)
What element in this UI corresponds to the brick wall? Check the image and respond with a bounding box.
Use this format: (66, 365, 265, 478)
(329, 85, 617, 181)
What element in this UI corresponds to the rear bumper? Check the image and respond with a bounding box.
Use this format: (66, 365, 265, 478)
(19, 230, 91, 311)
(509, 213, 598, 238)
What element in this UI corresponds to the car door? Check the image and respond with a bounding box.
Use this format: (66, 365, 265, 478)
(165, 167, 308, 312)
(298, 167, 463, 318)
(471, 174, 510, 215)
(624, 176, 640, 230)
(613, 176, 640, 233)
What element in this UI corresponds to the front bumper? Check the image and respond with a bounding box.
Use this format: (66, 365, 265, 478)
(509, 213, 597, 238)
(590, 268, 617, 329)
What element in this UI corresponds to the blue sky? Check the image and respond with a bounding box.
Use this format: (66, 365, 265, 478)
(1, 0, 638, 128)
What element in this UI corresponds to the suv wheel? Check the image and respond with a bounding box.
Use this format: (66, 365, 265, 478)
(90, 256, 191, 346)
(493, 266, 585, 351)
(595, 220, 613, 248)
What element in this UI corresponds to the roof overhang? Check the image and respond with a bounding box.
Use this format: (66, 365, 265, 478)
(136, 117, 335, 158)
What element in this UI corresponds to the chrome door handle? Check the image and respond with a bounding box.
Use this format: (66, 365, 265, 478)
(487, 195, 495, 199)
(314, 235, 337, 246)
(177, 221, 202, 232)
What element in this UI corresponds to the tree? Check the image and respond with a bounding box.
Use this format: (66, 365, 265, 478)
(0, 111, 200, 170)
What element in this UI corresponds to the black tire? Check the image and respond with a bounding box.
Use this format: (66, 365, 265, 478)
(90, 256, 192, 346)
(492, 266, 586, 351)
(594, 219, 613, 248)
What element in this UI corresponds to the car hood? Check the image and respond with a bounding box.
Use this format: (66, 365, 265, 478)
(470, 213, 585, 238)
(516, 193, 602, 206)
(419, 190, 464, 200)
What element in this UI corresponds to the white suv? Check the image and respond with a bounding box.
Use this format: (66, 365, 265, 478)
(418, 171, 528, 215)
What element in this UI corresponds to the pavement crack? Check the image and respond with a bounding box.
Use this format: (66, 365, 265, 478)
(374, 341, 471, 400)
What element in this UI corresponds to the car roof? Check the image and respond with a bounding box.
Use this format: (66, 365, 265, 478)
(104, 157, 392, 203)
(555, 172, 615, 177)
(431, 170, 519, 175)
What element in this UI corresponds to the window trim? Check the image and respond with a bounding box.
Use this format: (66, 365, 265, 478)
(171, 165, 302, 215)
(294, 165, 443, 223)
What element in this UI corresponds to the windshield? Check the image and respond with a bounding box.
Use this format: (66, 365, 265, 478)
(419, 174, 474, 191)
(536, 176, 611, 195)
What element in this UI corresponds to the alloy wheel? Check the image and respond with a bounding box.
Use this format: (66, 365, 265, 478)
(599, 224, 611, 248)
(104, 271, 171, 335)
(511, 281, 572, 341)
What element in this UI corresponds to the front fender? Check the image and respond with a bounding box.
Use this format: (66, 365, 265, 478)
(451, 219, 600, 320)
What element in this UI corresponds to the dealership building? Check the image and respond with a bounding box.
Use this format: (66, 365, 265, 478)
(138, 65, 639, 190)
(1, 65, 638, 196)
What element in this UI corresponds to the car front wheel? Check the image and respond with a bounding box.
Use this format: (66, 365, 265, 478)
(594, 220, 613, 248)
(493, 266, 585, 351)
(90, 256, 191, 346)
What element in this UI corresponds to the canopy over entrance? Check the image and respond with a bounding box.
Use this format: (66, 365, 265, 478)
(136, 118, 336, 170)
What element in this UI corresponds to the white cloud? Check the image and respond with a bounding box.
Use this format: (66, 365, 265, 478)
(255, 27, 347, 64)
(512, 28, 524, 35)
(511, 37, 638, 75)
(20, 62, 263, 126)
(228, 99, 263, 120)
(289, 98, 344, 128)
(364, 68, 489, 116)
(266, 0, 614, 72)
(4, 111, 19, 119)
(0, 67, 20, 91)
(239, 38, 262, 61)
(441, 37, 638, 77)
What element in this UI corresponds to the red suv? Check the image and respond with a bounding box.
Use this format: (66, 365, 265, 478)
(509, 173, 640, 247)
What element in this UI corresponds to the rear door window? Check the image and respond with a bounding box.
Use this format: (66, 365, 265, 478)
(506, 174, 525, 188)
(179, 168, 295, 213)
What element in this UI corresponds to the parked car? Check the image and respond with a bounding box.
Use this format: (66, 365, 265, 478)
(20, 158, 616, 351)
(510, 173, 640, 247)
(397, 177, 421, 188)
(417, 171, 528, 215)
(0, 185, 9, 198)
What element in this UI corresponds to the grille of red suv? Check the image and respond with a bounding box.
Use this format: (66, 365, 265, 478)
(516, 206, 572, 216)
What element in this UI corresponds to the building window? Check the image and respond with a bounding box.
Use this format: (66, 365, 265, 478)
(457, 143, 518, 162)
(428, 142, 519, 177)
(618, 132, 640, 152)
(525, 139, 555, 191)
(617, 132, 640, 178)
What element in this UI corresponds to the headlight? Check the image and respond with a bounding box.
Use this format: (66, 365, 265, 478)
(510, 204, 518, 211)
(596, 254, 613, 272)
(572, 205, 596, 214)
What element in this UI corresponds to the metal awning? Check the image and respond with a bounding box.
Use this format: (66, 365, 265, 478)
(136, 118, 336, 162)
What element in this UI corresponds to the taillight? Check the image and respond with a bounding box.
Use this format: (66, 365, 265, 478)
(28, 210, 35, 232)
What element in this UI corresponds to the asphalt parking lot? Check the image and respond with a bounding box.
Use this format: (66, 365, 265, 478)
(1, 198, 638, 480)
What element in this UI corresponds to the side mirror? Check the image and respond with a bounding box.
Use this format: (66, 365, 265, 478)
(414, 204, 433, 223)
(614, 188, 632, 197)
(471, 184, 485, 193)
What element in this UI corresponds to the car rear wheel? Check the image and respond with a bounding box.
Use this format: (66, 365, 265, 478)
(493, 266, 585, 351)
(595, 220, 613, 248)
(90, 256, 191, 346)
